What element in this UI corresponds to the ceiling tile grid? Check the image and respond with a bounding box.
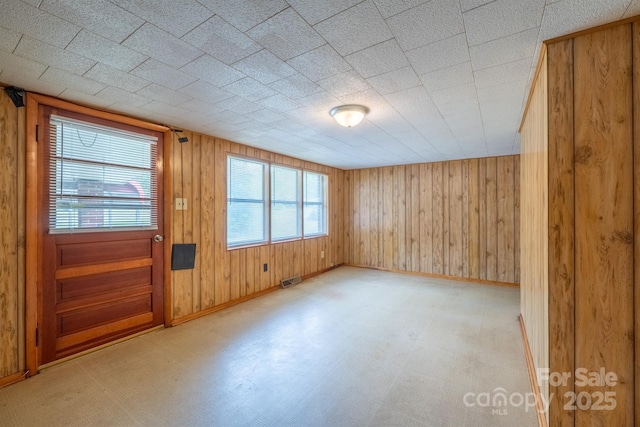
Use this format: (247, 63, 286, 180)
(0, 0, 637, 169)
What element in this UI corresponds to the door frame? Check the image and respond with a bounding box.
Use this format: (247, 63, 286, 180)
(25, 93, 173, 375)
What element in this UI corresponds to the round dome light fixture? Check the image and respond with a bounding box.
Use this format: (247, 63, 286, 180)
(329, 104, 369, 127)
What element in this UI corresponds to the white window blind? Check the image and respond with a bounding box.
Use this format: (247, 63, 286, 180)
(49, 115, 158, 233)
(271, 165, 301, 241)
(227, 156, 268, 247)
(303, 171, 328, 237)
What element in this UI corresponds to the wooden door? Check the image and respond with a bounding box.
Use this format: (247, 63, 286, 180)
(38, 106, 165, 364)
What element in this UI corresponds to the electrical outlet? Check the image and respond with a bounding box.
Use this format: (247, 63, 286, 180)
(175, 198, 187, 210)
(320, 251, 325, 259)
(263, 263, 268, 272)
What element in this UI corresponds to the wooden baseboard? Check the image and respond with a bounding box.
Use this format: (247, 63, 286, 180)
(518, 315, 548, 427)
(0, 371, 29, 389)
(343, 264, 520, 288)
(171, 264, 343, 327)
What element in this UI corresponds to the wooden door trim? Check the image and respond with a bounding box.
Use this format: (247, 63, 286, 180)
(25, 92, 172, 375)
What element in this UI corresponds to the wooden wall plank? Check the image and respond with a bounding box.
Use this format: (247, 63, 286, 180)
(574, 24, 634, 425)
(468, 159, 480, 279)
(478, 159, 488, 280)
(382, 167, 394, 269)
(191, 133, 202, 312)
(485, 157, 498, 281)
(442, 162, 450, 276)
(497, 156, 515, 283)
(0, 90, 21, 378)
(397, 166, 406, 270)
(461, 160, 469, 278)
(432, 162, 444, 275)
(546, 39, 574, 427)
(448, 161, 463, 278)
(634, 22, 640, 427)
(419, 163, 432, 273)
(369, 168, 380, 268)
(199, 136, 215, 309)
(411, 164, 420, 272)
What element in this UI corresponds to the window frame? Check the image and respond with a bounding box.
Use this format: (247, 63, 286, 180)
(226, 155, 270, 249)
(270, 164, 302, 242)
(302, 171, 329, 238)
(226, 154, 329, 249)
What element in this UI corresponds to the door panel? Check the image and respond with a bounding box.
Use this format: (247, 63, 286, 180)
(39, 106, 164, 364)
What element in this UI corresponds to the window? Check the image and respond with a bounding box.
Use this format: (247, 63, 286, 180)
(49, 115, 158, 233)
(303, 171, 328, 237)
(226, 155, 328, 248)
(271, 165, 301, 241)
(227, 156, 268, 247)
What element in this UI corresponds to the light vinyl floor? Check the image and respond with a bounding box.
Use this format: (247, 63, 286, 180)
(0, 267, 537, 426)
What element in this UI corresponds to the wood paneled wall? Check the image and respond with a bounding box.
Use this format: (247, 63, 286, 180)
(0, 89, 26, 379)
(520, 47, 551, 425)
(169, 131, 345, 321)
(344, 156, 520, 284)
(520, 18, 640, 426)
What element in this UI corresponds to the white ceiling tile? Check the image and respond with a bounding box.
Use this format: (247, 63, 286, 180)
(130, 59, 196, 91)
(0, 70, 65, 97)
(286, 44, 352, 82)
(176, 98, 224, 115)
(474, 58, 532, 89)
(366, 66, 420, 94)
(0, 50, 47, 79)
(477, 79, 528, 104)
(137, 83, 192, 104)
(539, 0, 629, 41)
(215, 96, 262, 114)
(67, 30, 147, 72)
(463, 0, 545, 46)
(0, 1, 80, 48)
(460, 0, 494, 12)
(0, 26, 22, 52)
(250, 109, 285, 124)
(123, 23, 202, 68)
(14, 36, 95, 75)
(181, 16, 261, 65)
(59, 88, 115, 108)
(179, 80, 233, 103)
(111, 0, 212, 37)
(406, 33, 469, 74)
(624, 0, 640, 17)
(141, 100, 190, 117)
(269, 73, 322, 99)
(344, 39, 408, 78)
(197, 0, 288, 32)
(257, 94, 301, 112)
(84, 63, 150, 92)
(420, 61, 473, 92)
(40, 67, 106, 94)
(223, 77, 278, 102)
(470, 28, 539, 71)
(373, 0, 428, 19)
(387, 0, 464, 51)
(180, 55, 244, 87)
(317, 70, 371, 98)
(313, 1, 393, 56)
(213, 109, 253, 124)
(247, 8, 325, 61)
(232, 50, 296, 84)
(287, 0, 362, 25)
(40, 0, 143, 43)
(96, 86, 151, 107)
(296, 91, 340, 112)
(431, 82, 477, 107)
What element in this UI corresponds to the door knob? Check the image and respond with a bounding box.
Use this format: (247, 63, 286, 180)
(153, 235, 164, 242)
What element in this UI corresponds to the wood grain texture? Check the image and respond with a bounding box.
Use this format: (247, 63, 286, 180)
(344, 156, 520, 284)
(546, 39, 575, 427)
(574, 24, 634, 426)
(634, 22, 640, 427)
(0, 89, 23, 379)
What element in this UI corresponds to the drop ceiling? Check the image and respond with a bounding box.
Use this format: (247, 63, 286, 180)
(0, 0, 638, 169)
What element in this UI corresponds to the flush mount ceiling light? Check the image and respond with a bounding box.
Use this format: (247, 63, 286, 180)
(329, 104, 369, 127)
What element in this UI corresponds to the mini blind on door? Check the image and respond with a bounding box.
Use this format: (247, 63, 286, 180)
(49, 115, 158, 233)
